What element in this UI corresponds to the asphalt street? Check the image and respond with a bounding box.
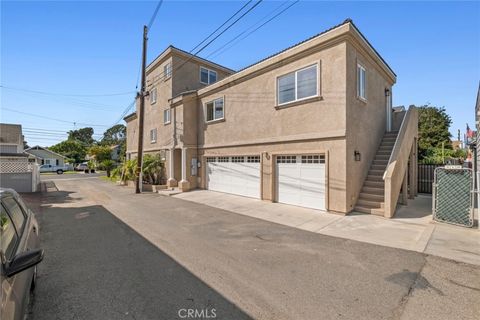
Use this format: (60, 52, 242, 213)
(21, 176, 480, 320)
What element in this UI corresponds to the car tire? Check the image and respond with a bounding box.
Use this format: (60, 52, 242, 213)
(56, 169, 64, 174)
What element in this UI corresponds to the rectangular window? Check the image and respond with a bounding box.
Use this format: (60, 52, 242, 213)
(276, 155, 297, 164)
(0, 205, 19, 260)
(231, 156, 245, 163)
(206, 97, 224, 122)
(247, 156, 260, 163)
(200, 67, 217, 85)
(150, 88, 157, 104)
(206, 157, 216, 162)
(2, 197, 26, 233)
(164, 62, 172, 79)
(150, 128, 157, 143)
(163, 109, 171, 124)
(301, 155, 325, 164)
(277, 64, 318, 105)
(217, 156, 229, 162)
(357, 64, 366, 100)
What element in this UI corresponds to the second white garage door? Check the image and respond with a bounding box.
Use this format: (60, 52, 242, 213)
(206, 155, 261, 199)
(276, 155, 326, 210)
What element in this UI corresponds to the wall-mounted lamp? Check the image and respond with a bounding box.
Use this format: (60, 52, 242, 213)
(264, 151, 270, 160)
(385, 88, 391, 97)
(354, 150, 361, 161)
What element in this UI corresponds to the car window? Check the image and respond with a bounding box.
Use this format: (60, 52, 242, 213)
(0, 204, 19, 260)
(2, 197, 26, 233)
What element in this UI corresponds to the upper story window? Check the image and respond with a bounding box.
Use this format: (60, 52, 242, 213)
(277, 64, 318, 105)
(150, 88, 157, 104)
(150, 128, 157, 143)
(164, 62, 172, 79)
(357, 64, 366, 100)
(164, 108, 171, 124)
(206, 97, 224, 122)
(200, 67, 217, 85)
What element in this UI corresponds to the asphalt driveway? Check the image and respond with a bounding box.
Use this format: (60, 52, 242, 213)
(21, 177, 480, 320)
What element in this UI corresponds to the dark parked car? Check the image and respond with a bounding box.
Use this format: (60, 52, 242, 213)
(1, 188, 43, 320)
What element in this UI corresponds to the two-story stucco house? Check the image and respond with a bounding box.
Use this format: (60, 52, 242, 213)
(0, 123, 40, 192)
(125, 19, 418, 218)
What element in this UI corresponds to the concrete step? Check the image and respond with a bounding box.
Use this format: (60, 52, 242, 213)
(371, 164, 387, 171)
(379, 146, 394, 151)
(373, 160, 389, 165)
(380, 142, 395, 147)
(354, 205, 385, 216)
(375, 155, 390, 160)
(359, 192, 384, 202)
(364, 180, 384, 188)
(362, 186, 384, 195)
(356, 198, 385, 208)
(366, 175, 383, 181)
(368, 169, 385, 176)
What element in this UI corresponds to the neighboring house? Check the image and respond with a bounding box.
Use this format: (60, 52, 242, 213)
(0, 123, 40, 192)
(110, 145, 121, 161)
(125, 19, 418, 218)
(25, 145, 67, 166)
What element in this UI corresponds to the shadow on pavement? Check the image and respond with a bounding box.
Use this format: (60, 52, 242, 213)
(23, 190, 252, 320)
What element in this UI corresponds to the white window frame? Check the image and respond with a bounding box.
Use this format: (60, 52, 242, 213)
(163, 108, 171, 125)
(200, 67, 217, 85)
(150, 87, 157, 104)
(150, 128, 157, 143)
(164, 62, 172, 79)
(357, 63, 367, 101)
(276, 63, 319, 106)
(205, 97, 224, 123)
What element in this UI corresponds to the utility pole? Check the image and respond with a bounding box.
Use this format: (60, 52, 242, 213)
(135, 25, 148, 194)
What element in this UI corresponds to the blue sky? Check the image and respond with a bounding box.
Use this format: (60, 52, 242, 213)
(1, 0, 479, 146)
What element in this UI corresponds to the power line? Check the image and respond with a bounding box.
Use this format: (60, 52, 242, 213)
(149, 0, 263, 88)
(192, 0, 263, 57)
(207, 0, 299, 59)
(2, 107, 110, 127)
(147, 0, 164, 30)
(0, 85, 136, 97)
(189, 0, 253, 54)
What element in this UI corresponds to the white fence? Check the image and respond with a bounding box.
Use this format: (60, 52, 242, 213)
(0, 158, 40, 192)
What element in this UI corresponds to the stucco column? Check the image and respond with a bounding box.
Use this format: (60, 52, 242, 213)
(179, 147, 190, 191)
(167, 148, 177, 188)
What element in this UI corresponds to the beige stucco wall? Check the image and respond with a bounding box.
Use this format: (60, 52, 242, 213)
(196, 42, 347, 148)
(344, 41, 395, 212)
(188, 42, 349, 212)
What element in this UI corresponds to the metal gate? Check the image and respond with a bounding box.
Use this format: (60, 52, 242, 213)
(433, 167, 474, 227)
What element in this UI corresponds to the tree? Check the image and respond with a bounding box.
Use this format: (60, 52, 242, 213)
(142, 154, 165, 185)
(49, 140, 87, 163)
(68, 127, 95, 145)
(100, 124, 126, 146)
(417, 105, 452, 160)
(100, 159, 116, 177)
(88, 145, 112, 162)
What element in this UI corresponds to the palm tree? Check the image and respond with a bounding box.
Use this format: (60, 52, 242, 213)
(142, 154, 164, 184)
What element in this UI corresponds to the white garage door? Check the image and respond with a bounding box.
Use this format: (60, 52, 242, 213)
(276, 155, 326, 210)
(206, 155, 261, 199)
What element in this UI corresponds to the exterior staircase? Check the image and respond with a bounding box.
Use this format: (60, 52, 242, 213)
(354, 131, 399, 215)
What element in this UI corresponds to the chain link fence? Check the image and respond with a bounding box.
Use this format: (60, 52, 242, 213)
(433, 167, 474, 227)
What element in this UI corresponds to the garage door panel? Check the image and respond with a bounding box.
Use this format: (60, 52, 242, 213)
(207, 158, 260, 199)
(276, 155, 325, 210)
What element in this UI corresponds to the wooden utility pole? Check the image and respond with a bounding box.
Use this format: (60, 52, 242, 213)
(135, 25, 148, 194)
